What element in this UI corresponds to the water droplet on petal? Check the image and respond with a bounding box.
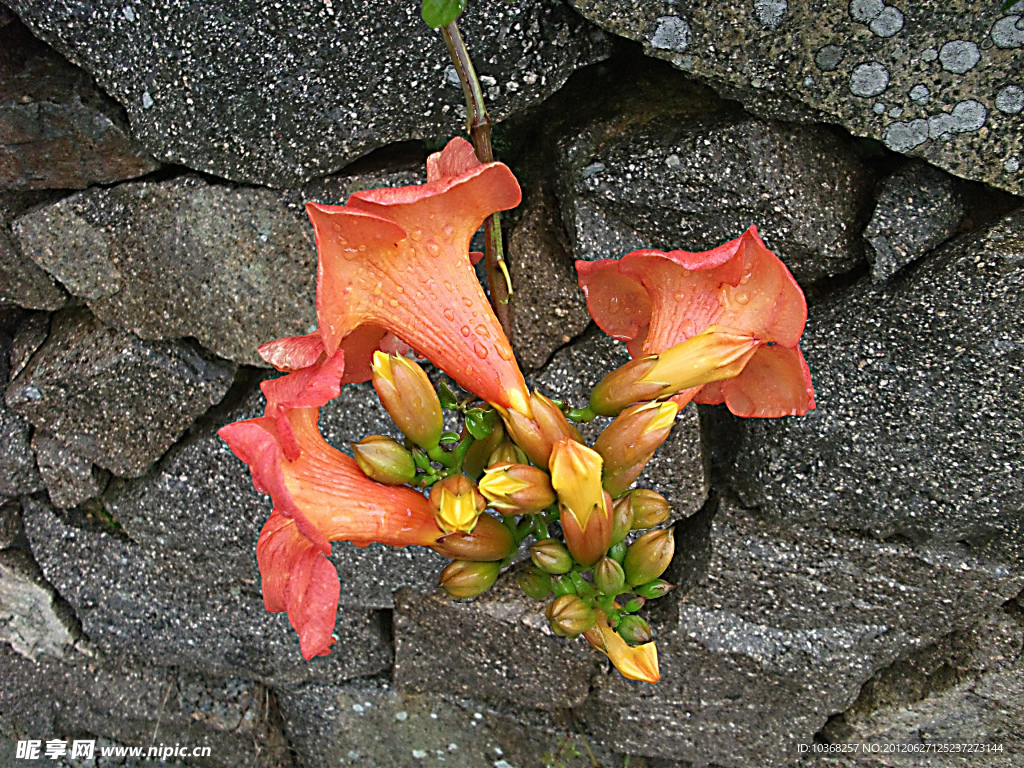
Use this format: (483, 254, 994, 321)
(443, 224, 455, 239)
(461, 325, 471, 337)
(443, 308, 456, 321)
(358, 244, 367, 252)
(475, 324, 488, 337)
(410, 229, 423, 242)
(426, 241, 440, 257)
(734, 291, 749, 305)
(373, 282, 383, 295)
(444, 281, 453, 292)
(396, 285, 404, 294)
(608, 297, 620, 314)
(496, 343, 513, 361)
(376, 298, 383, 308)
(740, 272, 752, 285)
(389, 298, 400, 307)
(462, 296, 473, 307)
(331, 222, 342, 233)
(474, 342, 489, 359)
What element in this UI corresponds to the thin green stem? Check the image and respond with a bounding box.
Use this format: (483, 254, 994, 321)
(440, 19, 513, 339)
(427, 444, 456, 469)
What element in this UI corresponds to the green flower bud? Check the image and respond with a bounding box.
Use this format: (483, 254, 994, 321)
(438, 560, 501, 599)
(623, 528, 675, 587)
(351, 435, 416, 485)
(371, 352, 444, 449)
(546, 594, 597, 637)
(487, 441, 529, 468)
(634, 579, 675, 600)
(611, 495, 634, 545)
(550, 573, 576, 597)
(593, 556, 626, 596)
(530, 538, 573, 574)
(616, 615, 653, 645)
(629, 489, 671, 530)
(516, 565, 552, 601)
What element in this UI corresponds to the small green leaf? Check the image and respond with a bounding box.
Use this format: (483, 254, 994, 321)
(439, 432, 461, 444)
(438, 380, 459, 410)
(464, 408, 495, 440)
(421, 0, 467, 29)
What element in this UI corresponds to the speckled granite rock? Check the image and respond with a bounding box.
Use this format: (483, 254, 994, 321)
(531, 328, 708, 518)
(558, 111, 873, 283)
(732, 208, 1024, 564)
(278, 679, 607, 768)
(0, 645, 291, 768)
(864, 159, 965, 282)
(0, 19, 158, 189)
(107, 379, 445, 607)
(22, 496, 392, 687)
(0, 193, 66, 311)
(505, 188, 591, 370)
(6, 0, 609, 186)
(5, 309, 235, 478)
(567, 0, 1024, 195)
(0, 499, 20, 548)
(0, 310, 42, 497)
(579, 499, 1024, 766)
(31, 433, 107, 509)
(818, 605, 1024, 766)
(394, 576, 598, 711)
(0, 548, 80, 661)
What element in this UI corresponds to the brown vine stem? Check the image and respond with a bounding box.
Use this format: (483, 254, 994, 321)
(441, 19, 514, 343)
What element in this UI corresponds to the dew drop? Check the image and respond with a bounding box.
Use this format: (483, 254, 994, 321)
(674, 290, 688, 301)
(496, 343, 513, 361)
(444, 281, 453, 292)
(740, 272, 752, 285)
(443, 308, 456, 321)
(358, 244, 367, 252)
(396, 285, 405, 294)
(474, 342, 489, 359)
(376, 298, 383, 308)
(608, 297, 620, 314)
(461, 325, 471, 337)
(331, 222, 342, 233)
(410, 229, 423, 242)
(443, 224, 455, 239)
(462, 296, 473, 307)
(426, 241, 440, 257)
(475, 324, 488, 337)
(734, 291, 750, 305)
(416, 290, 424, 299)
(389, 298, 400, 307)
(373, 282, 383, 295)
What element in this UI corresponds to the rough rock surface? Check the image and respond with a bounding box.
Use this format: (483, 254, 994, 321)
(580, 499, 1024, 766)
(0, 310, 42, 497)
(22, 496, 393, 687)
(394, 578, 598, 711)
(6, 0, 609, 186)
(505, 188, 591, 370)
(0, 193, 66, 311)
(732, 208, 1024, 564)
(532, 327, 709, 518)
(819, 604, 1024, 766)
(5, 309, 236, 478)
(568, 0, 1024, 195)
(12, 177, 318, 367)
(0, 499, 20, 548)
(864, 159, 965, 282)
(0, 20, 158, 189)
(0, 645, 291, 768)
(278, 679, 605, 768)
(31, 433, 107, 509)
(557, 111, 873, 283)
(0, 548, 79, 660)
(108, 379, 445, 607)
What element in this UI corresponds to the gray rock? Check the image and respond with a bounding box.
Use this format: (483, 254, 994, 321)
(558, 112, 872, 283)
(278, 678, 606, 768)
(8, 309, 49, 379)
(531, 328, 709, 519)
(0, 397, 41, 496)
(108, 380, 446, 607)
(0, 19, 158, 189)
(6, 0, 610, 186)
(12, 176, 319, 367)
(0, 645, 291, 768)
(819, 608, 1024, 766)
(0, 193, 66, 311)
(579, 499, 1024, 766)
(0, 548, 79, 660)
(505, 189, 591, 370)
(567, 1, 1024, 195)
(32, 432, 107, 509)
(394, 577, 598, 711)
(21, 496, 393, 687)
(865, 160, 965, 282)
(0, 498, 20, 548)
(731, 208, 1024, 565)
(5, 309, 235, 478)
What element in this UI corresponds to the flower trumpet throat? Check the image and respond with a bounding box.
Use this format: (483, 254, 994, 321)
(590, 326, 759, 416)
(430, 474, 486, 535)
(549, 439, 613, 566)
(371, 352, 444, 450)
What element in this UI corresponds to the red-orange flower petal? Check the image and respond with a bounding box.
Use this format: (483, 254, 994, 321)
(578, 226, 814, 417)
(307, 137, 529, 413)
(219, 405, 443, 658)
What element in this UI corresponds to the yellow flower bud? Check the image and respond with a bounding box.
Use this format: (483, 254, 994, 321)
(594, 400, 678, 497)
(438, 560, 501, 599)
(623, 528, 675, 587)
(546, 594, 597, 637)
(350, 435, 416, 485)
(431, 512, 514, 562)
(628, 489, 671, 529)
(371, 351, 444, 449)
(549, 439, 613, 566)
(478, 462, 556, 515)
(501, 391, 581, 467)
(429, 474, 485, 535)
(583, 613, 660, 683)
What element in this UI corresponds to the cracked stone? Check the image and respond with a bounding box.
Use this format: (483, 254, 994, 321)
(0, 548, 79, 661)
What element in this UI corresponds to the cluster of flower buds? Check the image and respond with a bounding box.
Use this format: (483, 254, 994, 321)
(221, 138, 813, 684)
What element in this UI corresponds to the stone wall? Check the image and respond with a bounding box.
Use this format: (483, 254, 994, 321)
(1, 2, 1022, 767)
